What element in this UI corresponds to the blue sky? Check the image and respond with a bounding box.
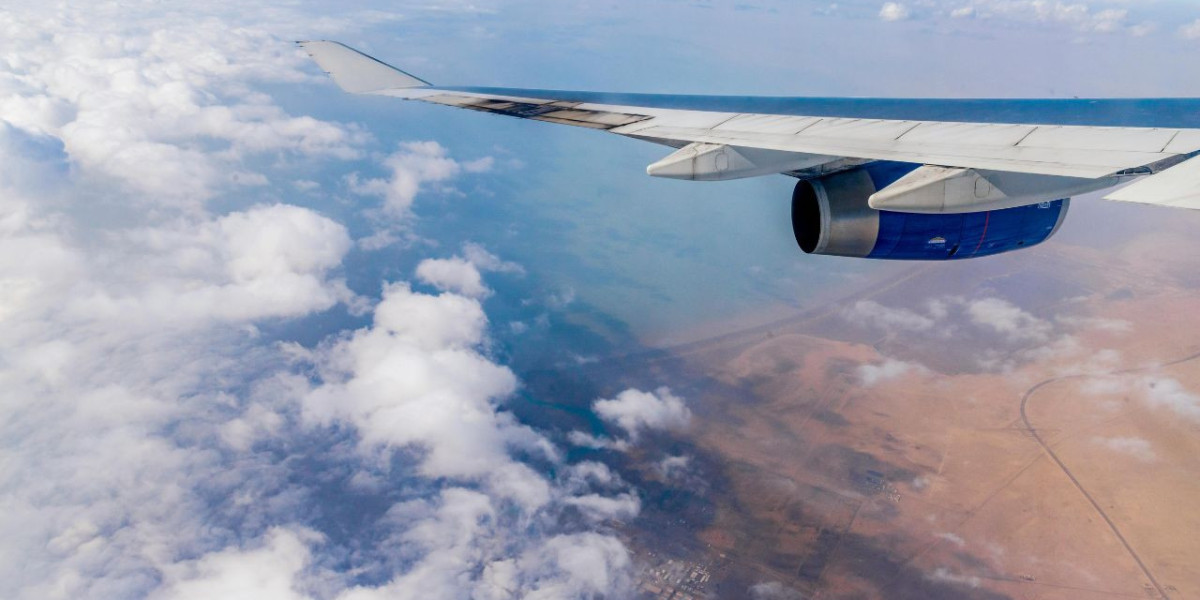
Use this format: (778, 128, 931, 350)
(3, 1, 1200, 599)
(326, 0, 1200, 97)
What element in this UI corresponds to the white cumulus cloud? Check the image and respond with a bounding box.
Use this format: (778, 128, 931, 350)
(72, 204, 356, 326)
(842, 300, 937, 333)
(0, 4, 367, 208)
(593, 387, 692, 441)
(349, 141, 492, 221)
(965, 297, 1053, 344)
(880, 2, 911, 21)
(858, 358, 927, 386)
(415, 243, 524, 299)
(300, 282, 536, 481)
(1141, 376, 1200, 422)
(416, 257, 492, 298)
(150, 528, 319, 600)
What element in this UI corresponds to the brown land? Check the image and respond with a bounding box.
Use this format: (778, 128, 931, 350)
(629, 224, 1200, 599)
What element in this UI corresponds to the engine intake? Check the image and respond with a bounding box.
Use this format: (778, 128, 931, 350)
(791, 164, 1070, 260)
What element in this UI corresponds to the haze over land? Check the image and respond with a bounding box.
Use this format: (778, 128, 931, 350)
(2, 1, 1200, 599)
(592, 212, 1200, 598)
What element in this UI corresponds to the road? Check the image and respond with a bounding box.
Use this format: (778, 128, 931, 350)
(1019, 349, 1200, 600)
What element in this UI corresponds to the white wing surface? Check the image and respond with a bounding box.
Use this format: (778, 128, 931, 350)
(1105, 155, 1200, 209)
(299, 40, 1200, 209)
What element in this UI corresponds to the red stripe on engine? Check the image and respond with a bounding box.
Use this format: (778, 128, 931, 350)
(971, 212, 991, 257)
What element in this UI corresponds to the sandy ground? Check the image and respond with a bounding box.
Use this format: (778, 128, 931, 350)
(638, 230, 1200, 599)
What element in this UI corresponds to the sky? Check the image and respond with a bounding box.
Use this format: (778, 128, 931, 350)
(3, 0, 1200, 599)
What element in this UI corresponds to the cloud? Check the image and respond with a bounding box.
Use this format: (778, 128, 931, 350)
(415, 257, 491, 298)
(338, 496, 633, 599)
(845, 296, 1060, 346)
(842, 300, 936, 333)
(1093, 436, 1157, 462)
(349, 141, 492, 221)
(858, 358, 927, 386)
(592, 387, 692, 441)
(1085, 8, 1128, 34)
(936, 532, 966, 548)
(73, 204, 356, 326)
(944, 1, 1141, 35)
(0, 130, 359, 597)
(655, 454, 691, 479)
(750, 581, 805, 600)
(350, 144, 496, 251)
(150, 528, 318, 600)
(564, 492, 641, 522)
(965, 297, 1053, 344)
(0, 3, 640, 599)
(415, 243, 524, 299)
(1141, 377, 1200, 422)
(926, 567, 981, 588)
(291, 280, 650, 596)
(299, 282, 537, 481)
(1130, 22, 1156, 37)
(842, 295, 1127, 374)
(1082, 375, 1200, 424)
(567, 430, 630, 452)
(1181, 19, 1200, 39)
(569, 389, 692, 452)
(0, 5, 367, 208)
(544, 287, 577, 310)
(462, 242, 524, 275)
(1056, 315, 1132, 334)
(880, 2, 911, 21)
(1081, 376, 1129, 396)
(510, 533, 634, 599)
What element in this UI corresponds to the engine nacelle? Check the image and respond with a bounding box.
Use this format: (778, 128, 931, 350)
(791, 164, 1070, 260)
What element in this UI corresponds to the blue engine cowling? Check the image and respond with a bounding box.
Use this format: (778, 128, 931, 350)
(791, 162, 1069, 260)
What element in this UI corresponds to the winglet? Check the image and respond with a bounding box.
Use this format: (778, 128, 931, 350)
(297, 40, 430, 94)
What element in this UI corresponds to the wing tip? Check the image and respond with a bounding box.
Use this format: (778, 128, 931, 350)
(297, 40, 431, 93)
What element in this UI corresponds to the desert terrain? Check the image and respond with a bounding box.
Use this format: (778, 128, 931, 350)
(618, 225, 1200, 599)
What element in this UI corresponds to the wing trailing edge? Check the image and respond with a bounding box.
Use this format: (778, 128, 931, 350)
(1105, 154, 1200, 209)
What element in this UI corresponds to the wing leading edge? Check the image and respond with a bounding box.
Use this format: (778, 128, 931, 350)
(298, 40, 1200, 211)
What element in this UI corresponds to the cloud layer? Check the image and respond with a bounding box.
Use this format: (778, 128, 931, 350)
(877, 0, 1151, 36)
(840, 294, 1126, 373)
(0, 2, 641, 599)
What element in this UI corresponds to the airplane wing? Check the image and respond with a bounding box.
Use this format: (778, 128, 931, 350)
(298, 40, 1200, 212)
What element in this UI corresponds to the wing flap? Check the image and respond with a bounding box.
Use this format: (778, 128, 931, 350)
(1104, 155, 1200, 209)
(410, 92, 652, 130)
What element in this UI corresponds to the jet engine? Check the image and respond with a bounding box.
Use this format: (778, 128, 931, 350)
(791, 163, 1070, 260)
